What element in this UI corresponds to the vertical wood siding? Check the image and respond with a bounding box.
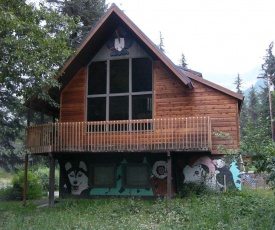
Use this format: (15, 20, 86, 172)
(60, 67, 86, 122)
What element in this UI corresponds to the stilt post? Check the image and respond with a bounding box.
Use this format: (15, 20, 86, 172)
(49, 153, 55, 207)
(167, 151, 172, 209)
(23, 154, 28, 206)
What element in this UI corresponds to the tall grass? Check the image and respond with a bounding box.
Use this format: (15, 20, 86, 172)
(0, 189, 274, 230)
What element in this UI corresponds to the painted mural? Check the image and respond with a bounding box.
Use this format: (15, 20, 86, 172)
(59, 154, 242, 197)
(181, 156, 242, 190)
(150, 161, 174, 196)
(60, 156, 174, 197)
(64, 161, 89, 195)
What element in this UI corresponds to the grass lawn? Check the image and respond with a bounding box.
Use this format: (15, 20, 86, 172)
(0, 188, 274, 230)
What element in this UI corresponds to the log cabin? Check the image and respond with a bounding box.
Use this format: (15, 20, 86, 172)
(24, 4, 244, 204)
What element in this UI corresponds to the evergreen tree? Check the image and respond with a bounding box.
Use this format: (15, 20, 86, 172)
(247, 85, 260, 125)
(234, 73, 243, 94)
(179, 52, 188, 68)
(48, 0, 107, 47)
(262, 42, 275, 80)
(158, 31, 165, 53)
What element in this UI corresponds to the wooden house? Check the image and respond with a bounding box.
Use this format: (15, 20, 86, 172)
(24, 4, 243, 203)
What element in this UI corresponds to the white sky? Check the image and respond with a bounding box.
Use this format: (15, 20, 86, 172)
(106, 0, 275, 90)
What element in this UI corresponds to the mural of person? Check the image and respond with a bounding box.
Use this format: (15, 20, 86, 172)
(65, 161, 89, 195)
(150, 161, 174, 196)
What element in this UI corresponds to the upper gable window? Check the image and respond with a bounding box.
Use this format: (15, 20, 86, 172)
(87, 57, 152, 122)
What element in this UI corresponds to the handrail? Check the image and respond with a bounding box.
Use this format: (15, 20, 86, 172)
(26, 117, 212, 154)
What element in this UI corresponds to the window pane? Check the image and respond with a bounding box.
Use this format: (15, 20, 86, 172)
(124, 164, 150, 187)
(132, 95, 152, 119)
(88, 61, 107, 95)
(109, 96, 128, 120)
(132, 58, 152, 92)
(93, 166, 115, 187)
(87, 98, 106, 121)
(110, 59, 129, 93)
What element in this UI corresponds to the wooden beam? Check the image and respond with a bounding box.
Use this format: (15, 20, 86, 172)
(167, 151, 172, 208)
(49, 153, 55, 207)
(23, 154, 28, 206)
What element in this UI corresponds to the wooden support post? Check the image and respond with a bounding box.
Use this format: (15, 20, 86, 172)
(49, 153, 55, 207)
(23, 154, 28, 206)
(167, 151, 172, 208)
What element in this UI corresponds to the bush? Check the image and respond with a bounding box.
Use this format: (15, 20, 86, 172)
(32, 166, 59, 193)
(178, 181, 210, 198)
(0, 170, 43, 200)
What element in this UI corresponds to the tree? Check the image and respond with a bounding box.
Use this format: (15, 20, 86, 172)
(234, 73, 243, 94)
(262, 42, 275, 80)
(47, 0, 107, 47)
(158, 31, 165, 53)
(179, 52, 188, 68)
(0, 0, 78, 169)
(247, 85, 260, 125)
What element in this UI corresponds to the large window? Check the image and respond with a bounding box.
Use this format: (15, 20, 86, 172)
(87, 58, 152, 122)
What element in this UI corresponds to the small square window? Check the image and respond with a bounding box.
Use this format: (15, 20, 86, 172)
(90, 165, 116, 188)
(123, 164, 150, 188)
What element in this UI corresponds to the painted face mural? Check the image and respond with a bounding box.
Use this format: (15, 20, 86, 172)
(183, 165, 206, 183)
(182, 156, 242, 190)
(150, 161, 174, 196)
(65, 161, 89, 195)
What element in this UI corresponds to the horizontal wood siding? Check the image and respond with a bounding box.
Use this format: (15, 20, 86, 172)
(60, 67, 86, 122)
(154, 61, 240, 154)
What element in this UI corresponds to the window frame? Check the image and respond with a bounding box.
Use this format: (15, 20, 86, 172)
(86, 57, 153, 123)
(122, 163, 151, 188)
(89, 164, 117, 188)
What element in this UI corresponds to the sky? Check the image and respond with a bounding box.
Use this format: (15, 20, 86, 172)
(106, 0, 275, 91)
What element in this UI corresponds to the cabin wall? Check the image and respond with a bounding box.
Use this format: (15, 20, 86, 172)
(60, 67, 86, 122)
(59, 61, 240, 154)
(153, 61, 240, 154)
(57, 153, 242, 197)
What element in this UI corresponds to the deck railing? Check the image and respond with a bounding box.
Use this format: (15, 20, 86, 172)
(26, 117, 212, 154)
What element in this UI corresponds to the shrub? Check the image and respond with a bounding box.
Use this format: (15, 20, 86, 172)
(0, 170, 43, 200)
(178, 181, 210, 198)
(32, 166, 59, 193)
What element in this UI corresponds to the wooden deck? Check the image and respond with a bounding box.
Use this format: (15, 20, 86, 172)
(26, 117, 212, 154)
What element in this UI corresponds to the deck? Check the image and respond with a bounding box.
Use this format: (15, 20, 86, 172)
(25, 117, 212, 154)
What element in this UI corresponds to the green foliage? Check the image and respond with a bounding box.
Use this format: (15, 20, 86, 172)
(47, 0, 107, 47)
(178, 181, 210, 197)
(179, 52, 188, 68)
(241, 118, 275, 189)
(0, 170, 43, 200)
(32, 166, 59, 192)
(234, 73, 243, 94)
(158, 31, 165, 52)
(0, 190, 275, 229)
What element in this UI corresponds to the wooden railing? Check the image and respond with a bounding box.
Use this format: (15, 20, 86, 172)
(26, 117, 212, 154)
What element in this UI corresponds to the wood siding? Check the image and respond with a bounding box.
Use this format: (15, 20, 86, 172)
(60, 67, 86, 122)
(56, 62, 240, 155)
(154, 61, 240, 154)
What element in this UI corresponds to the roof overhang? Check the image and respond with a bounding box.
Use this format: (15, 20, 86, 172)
(180, 67, 244, 110)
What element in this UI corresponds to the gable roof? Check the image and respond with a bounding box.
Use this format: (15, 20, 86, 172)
(57, 3, 193, 90)
(26, 4, 244, 115)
